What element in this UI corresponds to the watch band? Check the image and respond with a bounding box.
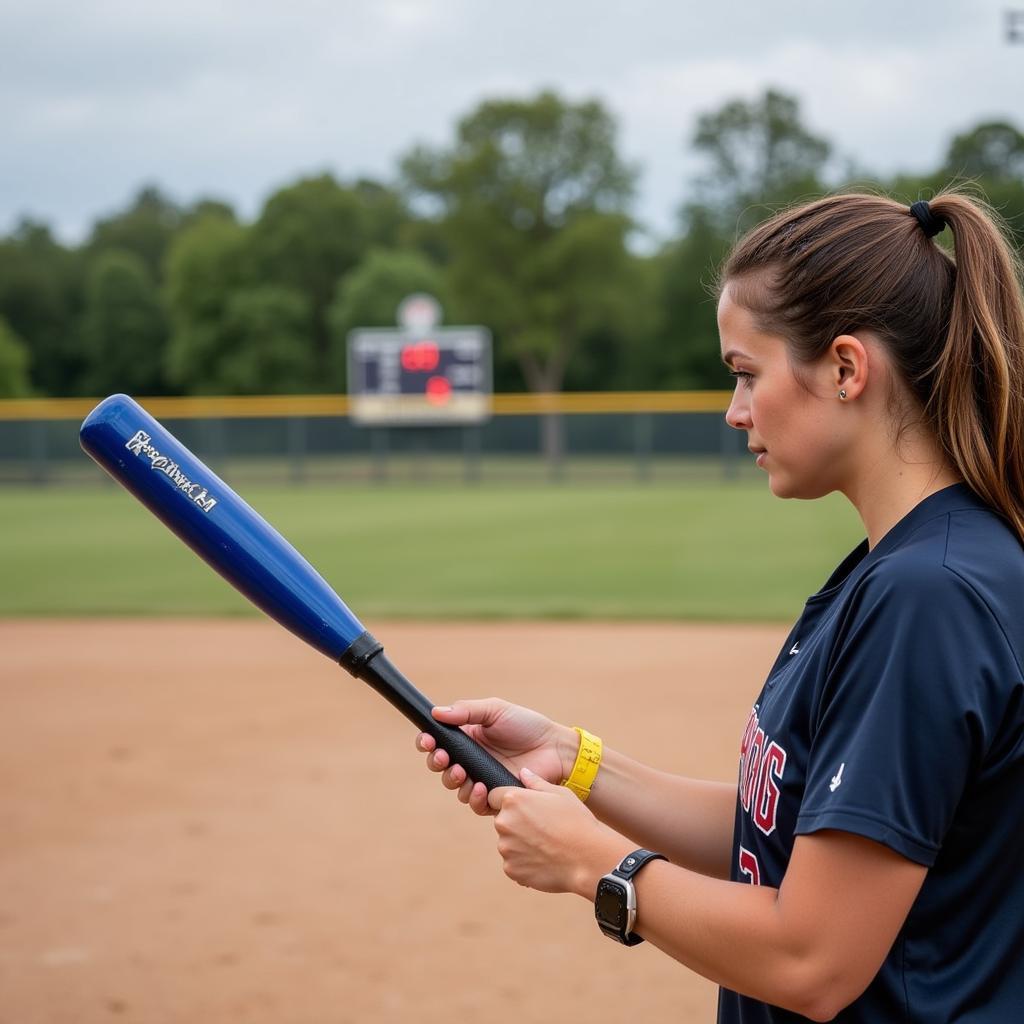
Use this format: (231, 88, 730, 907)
(612, 848, 667, 881)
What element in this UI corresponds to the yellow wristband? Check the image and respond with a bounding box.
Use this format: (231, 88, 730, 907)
(562, 726, 602, 802)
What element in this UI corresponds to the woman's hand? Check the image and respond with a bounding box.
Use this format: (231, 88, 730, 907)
(488, 768, 631, 895)
(415, 699, 578, 816)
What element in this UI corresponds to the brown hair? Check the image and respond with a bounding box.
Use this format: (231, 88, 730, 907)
(719, 188, 1024, 542)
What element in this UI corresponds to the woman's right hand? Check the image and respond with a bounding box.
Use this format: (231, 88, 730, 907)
(416, 699, 578, 816)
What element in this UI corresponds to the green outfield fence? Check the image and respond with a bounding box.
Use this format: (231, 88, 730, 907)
(0, 392, 757, 486)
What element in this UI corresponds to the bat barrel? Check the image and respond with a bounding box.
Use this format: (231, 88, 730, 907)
(80, 394, 366, 660)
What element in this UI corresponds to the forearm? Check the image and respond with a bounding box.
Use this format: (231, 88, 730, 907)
(556, 827, 923, 1022)
(567, 845, 830, 1021)
(556, 726, 736, 879)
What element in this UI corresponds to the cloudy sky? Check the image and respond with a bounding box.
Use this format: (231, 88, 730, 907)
(2, 0, 1022, 247)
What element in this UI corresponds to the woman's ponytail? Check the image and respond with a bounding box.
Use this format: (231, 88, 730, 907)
(927, 193, 1024, 540)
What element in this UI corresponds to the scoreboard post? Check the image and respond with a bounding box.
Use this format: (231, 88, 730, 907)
(346, 294, 492, 426)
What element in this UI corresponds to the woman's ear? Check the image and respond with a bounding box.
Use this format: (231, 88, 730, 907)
(829, 334, 870, 399)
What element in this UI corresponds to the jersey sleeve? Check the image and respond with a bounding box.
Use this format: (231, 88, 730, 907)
(794, 561, 1018, 866)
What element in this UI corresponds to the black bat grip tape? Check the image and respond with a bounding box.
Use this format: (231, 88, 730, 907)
(340, 632, 523, 791)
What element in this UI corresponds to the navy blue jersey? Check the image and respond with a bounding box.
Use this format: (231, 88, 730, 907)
(718, 484, 1024, 1023)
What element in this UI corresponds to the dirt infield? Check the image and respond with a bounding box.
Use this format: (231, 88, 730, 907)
(1, 619, 787, 1024)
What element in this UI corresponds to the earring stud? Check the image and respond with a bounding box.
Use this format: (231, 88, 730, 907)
(838, 389, 848, 400)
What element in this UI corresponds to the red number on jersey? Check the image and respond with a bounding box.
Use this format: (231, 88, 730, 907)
(738, 846, 761, 886)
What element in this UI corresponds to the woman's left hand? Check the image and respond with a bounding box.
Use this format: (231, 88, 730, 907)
(488, 767, 631, 895)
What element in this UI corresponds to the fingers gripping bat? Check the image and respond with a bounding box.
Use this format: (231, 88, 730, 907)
(80, 394, 521, 792)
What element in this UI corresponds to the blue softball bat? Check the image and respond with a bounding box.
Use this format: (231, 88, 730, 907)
(80, 394, 521, 792)
(80, 393, 365, 658)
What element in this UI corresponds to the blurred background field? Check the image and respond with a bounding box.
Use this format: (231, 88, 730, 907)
(0, 478, 861, 620)
(0, 393, 861, 622)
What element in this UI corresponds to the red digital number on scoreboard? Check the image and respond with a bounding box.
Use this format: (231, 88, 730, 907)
(400, 341, 440, 373)
(426, 376, 452, 404)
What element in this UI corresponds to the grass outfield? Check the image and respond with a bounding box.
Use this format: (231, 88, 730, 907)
(0, 481, 863, 621)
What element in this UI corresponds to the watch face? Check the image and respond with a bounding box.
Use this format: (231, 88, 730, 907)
(595, 879, 629, 930)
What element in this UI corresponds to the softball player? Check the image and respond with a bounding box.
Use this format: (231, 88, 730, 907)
(417, 189, 1024, 1021)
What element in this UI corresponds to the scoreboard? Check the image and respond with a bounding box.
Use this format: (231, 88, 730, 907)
(346, 326, 492, 426)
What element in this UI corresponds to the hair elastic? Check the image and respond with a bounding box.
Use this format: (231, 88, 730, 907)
(910, 200, 947, 239)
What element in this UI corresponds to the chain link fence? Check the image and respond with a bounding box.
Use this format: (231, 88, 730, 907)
(0, 395, 756, 487)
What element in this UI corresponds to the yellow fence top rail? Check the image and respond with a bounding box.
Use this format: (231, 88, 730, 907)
(0, 391, 732, 421)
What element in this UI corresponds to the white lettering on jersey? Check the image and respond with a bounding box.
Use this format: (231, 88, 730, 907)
(829, 763, 845, 792)
(738, 705, 788, 837)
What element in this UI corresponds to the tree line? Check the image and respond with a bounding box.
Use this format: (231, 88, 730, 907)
(1, 88, 1022, 399)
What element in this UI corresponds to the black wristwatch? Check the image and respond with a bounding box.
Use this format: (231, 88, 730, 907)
(594, 849, 667, 946)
